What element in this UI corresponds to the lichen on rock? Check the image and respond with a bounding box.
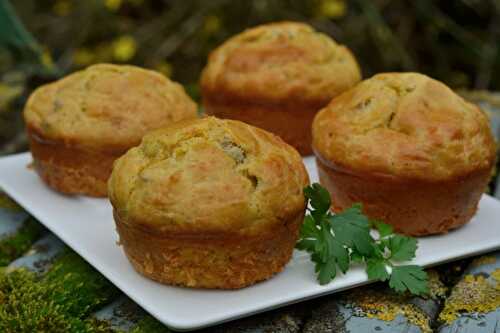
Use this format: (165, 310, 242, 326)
(344, 288, 434, 333)
(439, 269, 500, 324)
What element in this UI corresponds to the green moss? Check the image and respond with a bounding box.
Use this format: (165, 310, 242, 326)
(0, 269, 95, 332)
(0, 192, 23, 211)
(0, 217, 44, 266)
(0, 251, 120, 332)
(131, 316, 171, 333)
(42, 251, 121, 317)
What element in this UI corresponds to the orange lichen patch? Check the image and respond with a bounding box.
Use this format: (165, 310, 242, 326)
(439, 270, 500, 324)
(428, 270, 447, 299)
(492, 269, 500, 290)
(347, 289, 432, 333)
(345, 272, 444, 333)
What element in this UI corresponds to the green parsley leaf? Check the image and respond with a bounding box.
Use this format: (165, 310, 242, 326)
(350, 249, 364, 263)
(374, 221, 394, 238)
(329, 204, 373, 256)
(296, 183, 428, 296)
(318, 220, 333, 262)
(295, 238, 316, 252)
(332, 240, 349, 273)
(303, 183, 331, 216)
(389, 235, 418, 261)
(317, 257, 337, 285)
(296, 216, 319, 249)
(366, 259, 390, 281)
(389, 265, 428, 295)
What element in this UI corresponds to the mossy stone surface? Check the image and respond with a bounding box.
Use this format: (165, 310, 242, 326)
(0, 217, 44, 266)
(0, 251, 120, 332)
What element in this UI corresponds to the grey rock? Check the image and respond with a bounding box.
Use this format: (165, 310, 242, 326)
(0, 204, 29, 240)
(206, 306, 304, 333)
(302, 271, 446, 333)
(92, 295, 147, 332)
(7, 233, 66, 274)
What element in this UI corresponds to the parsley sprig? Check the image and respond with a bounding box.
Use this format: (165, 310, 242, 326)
(296, 183, 429, 296)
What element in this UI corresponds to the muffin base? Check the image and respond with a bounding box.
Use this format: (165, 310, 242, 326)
(316, 157, 491, 236)
(114, 210, 303, 289)
(27, 128, 125, 197)
(203, 99, 320, 156)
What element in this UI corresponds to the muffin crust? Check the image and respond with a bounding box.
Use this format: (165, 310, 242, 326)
(202, 22, 361, 105)
(109, 117, 309, 288)
(24, 64, 197, 196)
(313, 73, 495, 235)
(313, 73, 495, 181)
(25, 64, 197, 150)
(201, 22, 361, 155)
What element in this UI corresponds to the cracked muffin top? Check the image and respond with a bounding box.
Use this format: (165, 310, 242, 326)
(201, 22, 361, 106)
(313, 73, 496, 181)
(24, 64, 197, 151)
(108, 117, 309, 234)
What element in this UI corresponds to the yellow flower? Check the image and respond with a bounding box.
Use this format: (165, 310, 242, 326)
(318, 0, 346, 19)
(0, 84, 23, 112)
(73, 48, 94, 66)
(203, 15, 221, 35)
(41, 49, 56, 70)
(104, 0, 122, 11)
(53, 0, 71, 16)
(112, 36, 137, 62)
(154, 62, 173, 78)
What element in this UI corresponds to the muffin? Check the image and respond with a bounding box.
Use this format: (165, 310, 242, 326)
(23, 64, 197, 197)
(201, 21, 361, 155)
(312, 73, 495, 236)
(108, 117, 309, 289)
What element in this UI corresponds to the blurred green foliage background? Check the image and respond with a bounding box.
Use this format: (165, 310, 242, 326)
(1, 0, 500, 153)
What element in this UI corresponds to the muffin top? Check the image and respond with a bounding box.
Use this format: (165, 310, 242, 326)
(201, 22, 361, 106)
(24, 64, 197, 151)
(313, 73, 496, 181)
(108, 117, 309, 235)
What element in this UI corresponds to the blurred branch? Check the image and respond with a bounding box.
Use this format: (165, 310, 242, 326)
(414, 1, 485, 54)
(355, 0, 415, 70)
(0, 0, 42, 63)
(0, 0, 59, 75)
(134, 2, 192, 43)
(475, 2, 500, 89)
(153, 11, 206, 59)
(153, 0, 232, 60)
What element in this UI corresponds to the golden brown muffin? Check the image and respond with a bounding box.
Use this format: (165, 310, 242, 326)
(201, 21, 361, 155)
(108, 116, 309, 289)
(313, 72, 496, 236)
(24, 64, 197, 197)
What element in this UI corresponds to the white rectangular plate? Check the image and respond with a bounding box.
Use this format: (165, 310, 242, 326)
(1, 152, 500, 331)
